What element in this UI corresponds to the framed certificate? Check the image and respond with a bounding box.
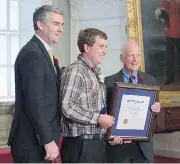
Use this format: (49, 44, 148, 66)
(107, 82, 160, 141)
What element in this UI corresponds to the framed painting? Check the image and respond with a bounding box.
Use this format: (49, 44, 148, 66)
(126, 0, 180, 107)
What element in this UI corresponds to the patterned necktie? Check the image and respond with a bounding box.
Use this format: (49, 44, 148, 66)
(129, 75, 135, 83)
(48, 49, 54, 66)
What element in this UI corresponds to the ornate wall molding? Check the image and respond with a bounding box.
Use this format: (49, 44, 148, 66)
(68, 0, 124, 20)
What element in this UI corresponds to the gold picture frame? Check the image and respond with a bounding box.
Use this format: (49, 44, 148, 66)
(126, 0, 180, 107)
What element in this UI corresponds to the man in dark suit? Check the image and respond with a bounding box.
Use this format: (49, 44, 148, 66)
(8, 5, 64, 162)
(105, 41, 161, 163)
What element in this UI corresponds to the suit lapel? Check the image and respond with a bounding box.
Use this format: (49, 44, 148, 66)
(114, 70, 144, 85)
(53, 57, 61, 89)
(138, 71, 144, 84)
(32, 35, 56, 76)
(114, 69, 124, 82)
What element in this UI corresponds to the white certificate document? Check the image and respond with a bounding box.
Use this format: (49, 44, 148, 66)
(116, 95, 150, 130)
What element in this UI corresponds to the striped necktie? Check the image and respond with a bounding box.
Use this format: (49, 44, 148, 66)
(48, 49, 54, 66)
(129, 75, 135, 83)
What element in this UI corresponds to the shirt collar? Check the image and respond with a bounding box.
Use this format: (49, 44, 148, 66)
(35, 34, 51, 52)
(122, 67, 138, 79)
(78, 55, 101, 75)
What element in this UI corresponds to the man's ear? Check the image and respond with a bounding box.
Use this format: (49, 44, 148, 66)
(37, 21, 43, 30)
(84, 44, 90, 53)
(120, 54, 123, 63)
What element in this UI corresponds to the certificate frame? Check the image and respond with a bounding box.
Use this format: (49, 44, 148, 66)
(107, 82, 160, 141)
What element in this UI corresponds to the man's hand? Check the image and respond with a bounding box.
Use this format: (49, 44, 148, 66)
(98, 114, 114, 129)
(108, 136, 123, 145)
(108, 136, 132, 145)
(44, 141, 59, 161)
(151, 102, 161, 113)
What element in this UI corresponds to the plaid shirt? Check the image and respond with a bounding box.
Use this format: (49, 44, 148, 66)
(60, 55, 106, 137)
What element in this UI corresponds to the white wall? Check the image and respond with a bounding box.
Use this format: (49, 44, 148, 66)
(68, 0, 127, 76)
(20, 0, 52, 48)
(52, 0, 70, 67)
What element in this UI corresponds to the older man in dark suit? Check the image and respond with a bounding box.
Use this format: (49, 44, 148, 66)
(8, 5, 64, 163)
(105, 41, 161, 163)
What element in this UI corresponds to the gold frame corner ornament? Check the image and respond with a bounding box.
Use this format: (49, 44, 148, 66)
(126, 0, 180, 107)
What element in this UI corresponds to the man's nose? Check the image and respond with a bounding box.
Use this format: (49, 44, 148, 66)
(133, 55, 138, 61)
(103, 47, 107, 55)
(58, 25, 63, 32)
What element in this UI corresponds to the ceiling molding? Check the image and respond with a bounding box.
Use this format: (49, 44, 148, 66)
(68, 0, 123, 20)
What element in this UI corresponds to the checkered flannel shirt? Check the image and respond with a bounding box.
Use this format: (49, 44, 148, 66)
(60, 55, 106, 137)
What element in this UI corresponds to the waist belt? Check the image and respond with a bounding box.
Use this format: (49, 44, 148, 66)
(80, 134, 106, 140)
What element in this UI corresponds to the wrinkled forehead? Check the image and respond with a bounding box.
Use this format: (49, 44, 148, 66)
(47, 11, 63, 20)
(125, 43, 140, 56)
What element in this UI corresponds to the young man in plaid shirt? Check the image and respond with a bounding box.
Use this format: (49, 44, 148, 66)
(60, 28, 115, 163)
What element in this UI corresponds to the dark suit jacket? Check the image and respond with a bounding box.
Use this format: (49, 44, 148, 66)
(105, 69, 156, 162)
(8, 35, 61, 150)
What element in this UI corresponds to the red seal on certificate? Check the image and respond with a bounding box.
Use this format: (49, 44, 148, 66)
(123, 119, 128, 124)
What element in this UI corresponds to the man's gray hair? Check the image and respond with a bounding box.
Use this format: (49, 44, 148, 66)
(120, 40, 140, 56)
(33, 5, 63, 31)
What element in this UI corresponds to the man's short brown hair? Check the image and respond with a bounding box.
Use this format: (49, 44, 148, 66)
(77, 28, 108, 53)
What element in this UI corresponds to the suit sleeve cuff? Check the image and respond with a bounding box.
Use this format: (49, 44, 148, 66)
(36, 130, 53, 146)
